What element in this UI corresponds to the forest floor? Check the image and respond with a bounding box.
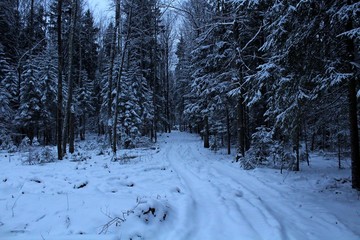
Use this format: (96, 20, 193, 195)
(0, 131, 359, 240)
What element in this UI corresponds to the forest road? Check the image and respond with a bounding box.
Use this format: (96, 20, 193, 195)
(159, 131, 359, 240)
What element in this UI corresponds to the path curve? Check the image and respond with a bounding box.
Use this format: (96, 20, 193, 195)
(159, 132, 359, 240)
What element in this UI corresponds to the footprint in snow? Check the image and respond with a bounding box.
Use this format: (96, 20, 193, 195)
(171, 186, 182, 194)
(235, 190, 244, 198)
(74, 181, 88, 189)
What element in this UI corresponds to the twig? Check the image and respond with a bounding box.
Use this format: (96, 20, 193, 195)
(66, 193, 69, 211)
(98, 199, 142, 234)
(12, 195, 21, 217)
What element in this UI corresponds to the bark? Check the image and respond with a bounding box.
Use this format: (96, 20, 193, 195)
(237, 98, 245, 157)
(344, 2, 359, 190)
(112, 3, 132, 154)
(165, 36, 171, 133)
(226, 106, 231, 155)
(107, 0, 120, 145)
(56, 0, 63, 160)
(303, 119, 310, 166)
(349, 72, 359, 189)
(69, 112, 75, 153)
(204, 116, 210, 148)
(294, 125, 300, 171)
(62, 0, 77, 155)
(78, 36, 85, 141)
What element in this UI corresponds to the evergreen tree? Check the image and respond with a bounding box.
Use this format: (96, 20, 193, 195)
(16, 57, 42, 142)
(38, 44, 58, 145)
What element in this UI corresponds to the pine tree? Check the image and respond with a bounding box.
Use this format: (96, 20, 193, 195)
(16, 57, 42, 142)
(0, 44, 14, 144)
(38, 44, 58, 145)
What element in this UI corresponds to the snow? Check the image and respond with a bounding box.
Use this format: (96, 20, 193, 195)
(0, 132, 359, 239)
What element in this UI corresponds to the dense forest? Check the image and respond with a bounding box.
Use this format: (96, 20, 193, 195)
(0, 0, 359, 189)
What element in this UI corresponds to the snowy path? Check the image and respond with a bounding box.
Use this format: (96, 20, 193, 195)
(0, 131, 359, 239)
(158, 132, 360, 240)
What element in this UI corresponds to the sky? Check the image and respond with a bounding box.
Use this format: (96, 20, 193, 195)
(87, 0, 113, 22)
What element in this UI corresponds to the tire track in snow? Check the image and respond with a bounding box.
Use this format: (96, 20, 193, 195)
(163, 133, 261, 240)
(209, 162, 359, 240)
(162, 144, 199, 240)
(159, 132, 359, 240)
(177, 139, 286, 240)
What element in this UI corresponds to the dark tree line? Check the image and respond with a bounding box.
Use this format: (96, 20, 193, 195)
(0, 0, 174, 156)
(0, 0, 359, 189)
(173, 0, 359, 189)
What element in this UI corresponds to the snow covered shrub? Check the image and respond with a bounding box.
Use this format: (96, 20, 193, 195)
(96, 135, 110, 155)
(134, 136, 154, 148)
(123, 137, 136, 149)
(32, 137, 40, 146)
(239, 127, 275, 169)
(0, 134, 16, 152)
(19, 136, 31, 151)
(209, 135, 219, 151)
(39, 147, 56, 163)
(136, 199, 169, 224)
(239, 127, 297, 170)
(23, 147, 56, 165)
(69, 151, 91, 162)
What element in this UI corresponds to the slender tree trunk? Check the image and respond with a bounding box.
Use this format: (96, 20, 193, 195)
(349, 73, 359, 189)
(204, 116, 210, 148)
(62, 0, 77, 155)
(165, 38, 171, 133)
(69, 112, 75, 153)
(107, 0, 120, 146)
(303, 119, 310, 166)
(226, 106, 231, 155)
(338, 133, 342, 169)
(78, 35, 85, 141)
(344, 4, 360, 190)
(237, 97, 245, 157)
(294, 124, 300, 171)
(112, 3, 132, 154)
(56, 0, 63, 160)
(30, 0, 34, 43)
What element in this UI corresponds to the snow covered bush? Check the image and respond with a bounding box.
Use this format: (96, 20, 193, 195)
(19, 136, 31, 151)
(32, 137, 40, 146)
(69, 151, 91, 162)
(23, 147, 56, 165)
(239, 126, 298, 170)
(238, 127, 275, 169)
(99, 198, 170, 236)
(0, 134, 16, 152)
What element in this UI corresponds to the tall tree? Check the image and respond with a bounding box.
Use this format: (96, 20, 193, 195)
(62, 0, 78, 155)
(57, 0, 64, 159)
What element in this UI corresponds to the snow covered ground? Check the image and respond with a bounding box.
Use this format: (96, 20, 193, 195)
(0, 131, 359, 240)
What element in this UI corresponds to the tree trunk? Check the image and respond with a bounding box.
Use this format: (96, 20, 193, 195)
(226, 106, 231, 155)
(69, 112, 75, 153)
(338, 134, 342, 169)
(237, 97, 245, 157)
(204, 116, 210, 148)
(165, 37, 171, 133)
(294, 124, 300, 171)
(107, 0, 121, 146)
(78, 34, 85, 141)
(56, 0, 63, 160)
(344, 4, 360, 190)
(349, 73, 359, 189)
(303, 119, 310, 166)
(62, 0, 77, 155)
(112, 3, 132, 154)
